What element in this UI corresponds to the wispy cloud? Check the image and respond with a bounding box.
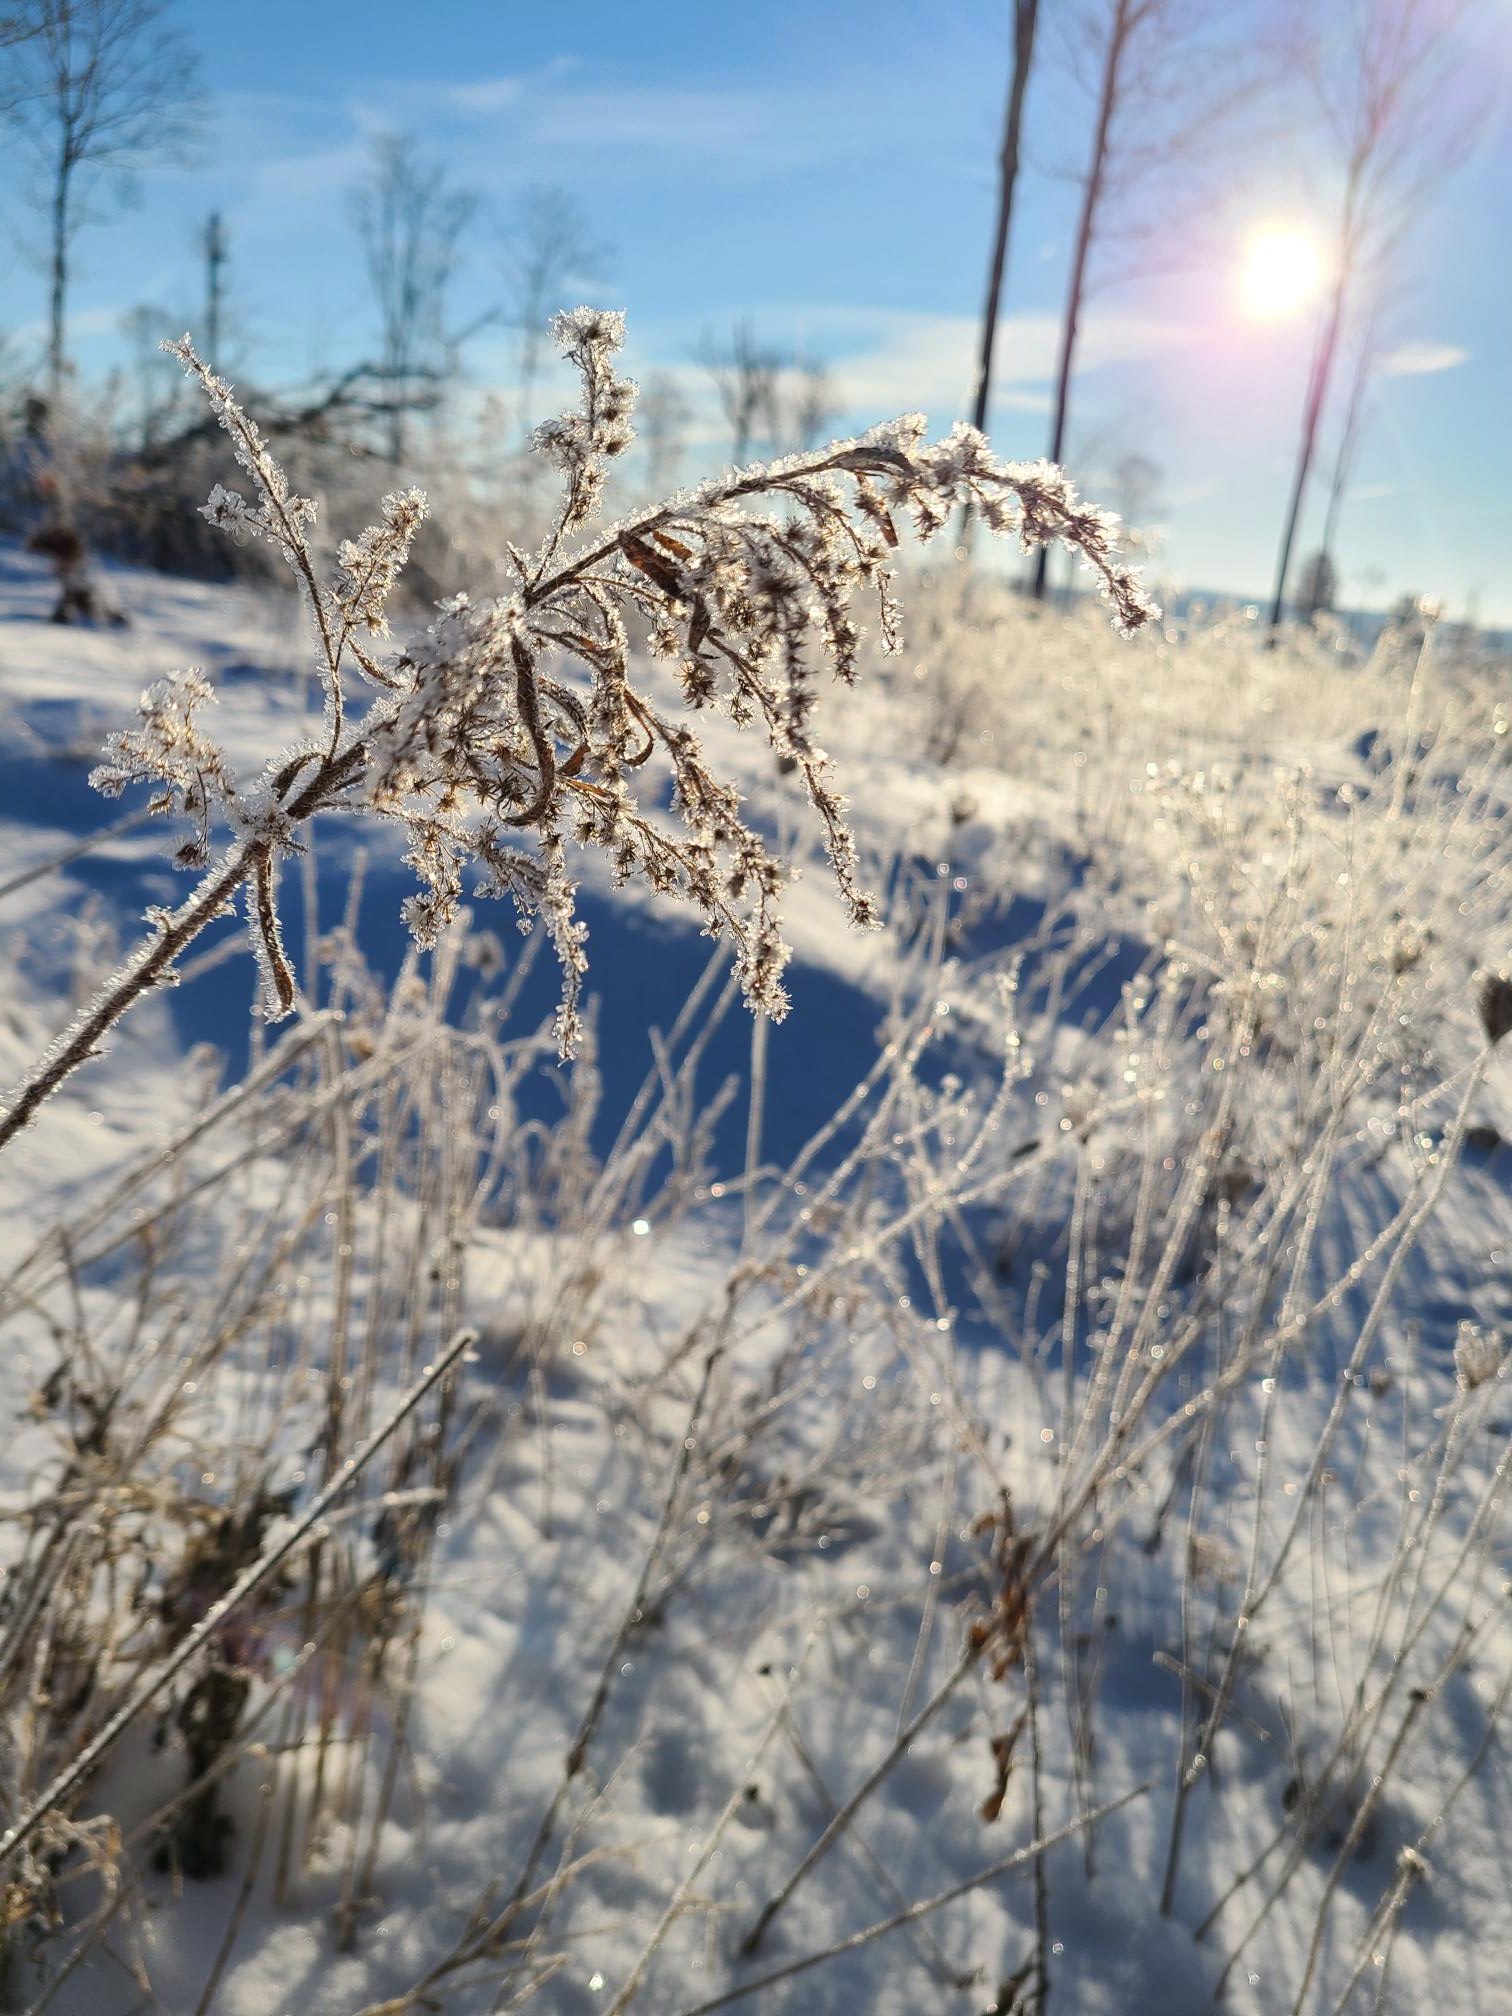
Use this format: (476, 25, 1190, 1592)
(516, 86, 871, 168)
(1380, 341, 1469, 378)
(449, 76, 526, 117)
(249, 139, 373, 205)
(779, 306, 1188, 428)
(12, 304, 131, 349)
(547, 306, 1193, 470)
(213, 68, 890, 224)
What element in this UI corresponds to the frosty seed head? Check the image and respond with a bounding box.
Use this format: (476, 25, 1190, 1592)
(139, 317, 1154, 1050)
(1453, 1321, 1504, 1392)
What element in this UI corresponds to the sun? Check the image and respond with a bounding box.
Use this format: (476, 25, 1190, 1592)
(1239, 225, 1326, 322)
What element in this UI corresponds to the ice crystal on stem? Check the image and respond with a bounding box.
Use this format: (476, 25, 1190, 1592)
(91, 671, 239, 871)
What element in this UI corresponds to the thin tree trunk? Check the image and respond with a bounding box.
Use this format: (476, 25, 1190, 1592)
(1311, 300, 1376, 605)
(48, 156, 70, 392)
(519, 347, 538, 446)
(1265, 250, 1350, 637)
(385, 332, 405, 466)
(204, 211, 226, 374)
(968, 0, 1041, 439)
(1032, 0, 1126, 601)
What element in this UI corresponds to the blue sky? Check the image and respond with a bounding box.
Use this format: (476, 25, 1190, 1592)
(2, 0, 1509, 620)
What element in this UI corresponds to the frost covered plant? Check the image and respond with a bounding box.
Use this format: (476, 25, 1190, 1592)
(1453, 1320, 1504, 1392)
(90, 668, 235, 871)
(0, 310, 1154, 1146)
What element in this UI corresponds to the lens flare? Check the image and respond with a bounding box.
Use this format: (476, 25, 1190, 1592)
(1239, 225, 1326, 322)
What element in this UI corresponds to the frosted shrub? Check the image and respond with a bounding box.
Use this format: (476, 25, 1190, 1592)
(0, 310, 1153, 1147)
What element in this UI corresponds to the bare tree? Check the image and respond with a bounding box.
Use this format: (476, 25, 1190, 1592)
(1110, 448, 1163, 550)
(1297, 546, 1338, 620)
(1, 0, 201, 389)
(1032, 0, 1260, 599)
(1, 2, 39, 55)
(702, 319, 789, 465)
(353, 131, 478, 465)
(501, 184, 605, 442)
(1032, 0, 1130, 607)
(785, 355, 839, 452)
(1265, 0, 1480, 634)
(0, 0, 45, 99)
(1299, 300, 1380, 619)
(637, 370, 690, 496)
(701, 329, 841, 465)
(968, 0, 1041, 439)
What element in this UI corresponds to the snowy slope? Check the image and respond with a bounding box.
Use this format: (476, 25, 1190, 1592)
(0, 543, 1509, 2015)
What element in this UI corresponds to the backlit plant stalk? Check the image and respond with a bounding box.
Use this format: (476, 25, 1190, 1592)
(0, 308, 1155, 1153)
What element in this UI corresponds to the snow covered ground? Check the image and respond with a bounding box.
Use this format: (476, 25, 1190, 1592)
(0, 537, 1509, 2014)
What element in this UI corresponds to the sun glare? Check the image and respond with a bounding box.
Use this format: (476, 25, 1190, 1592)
(1239, 224, 1326, 322)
